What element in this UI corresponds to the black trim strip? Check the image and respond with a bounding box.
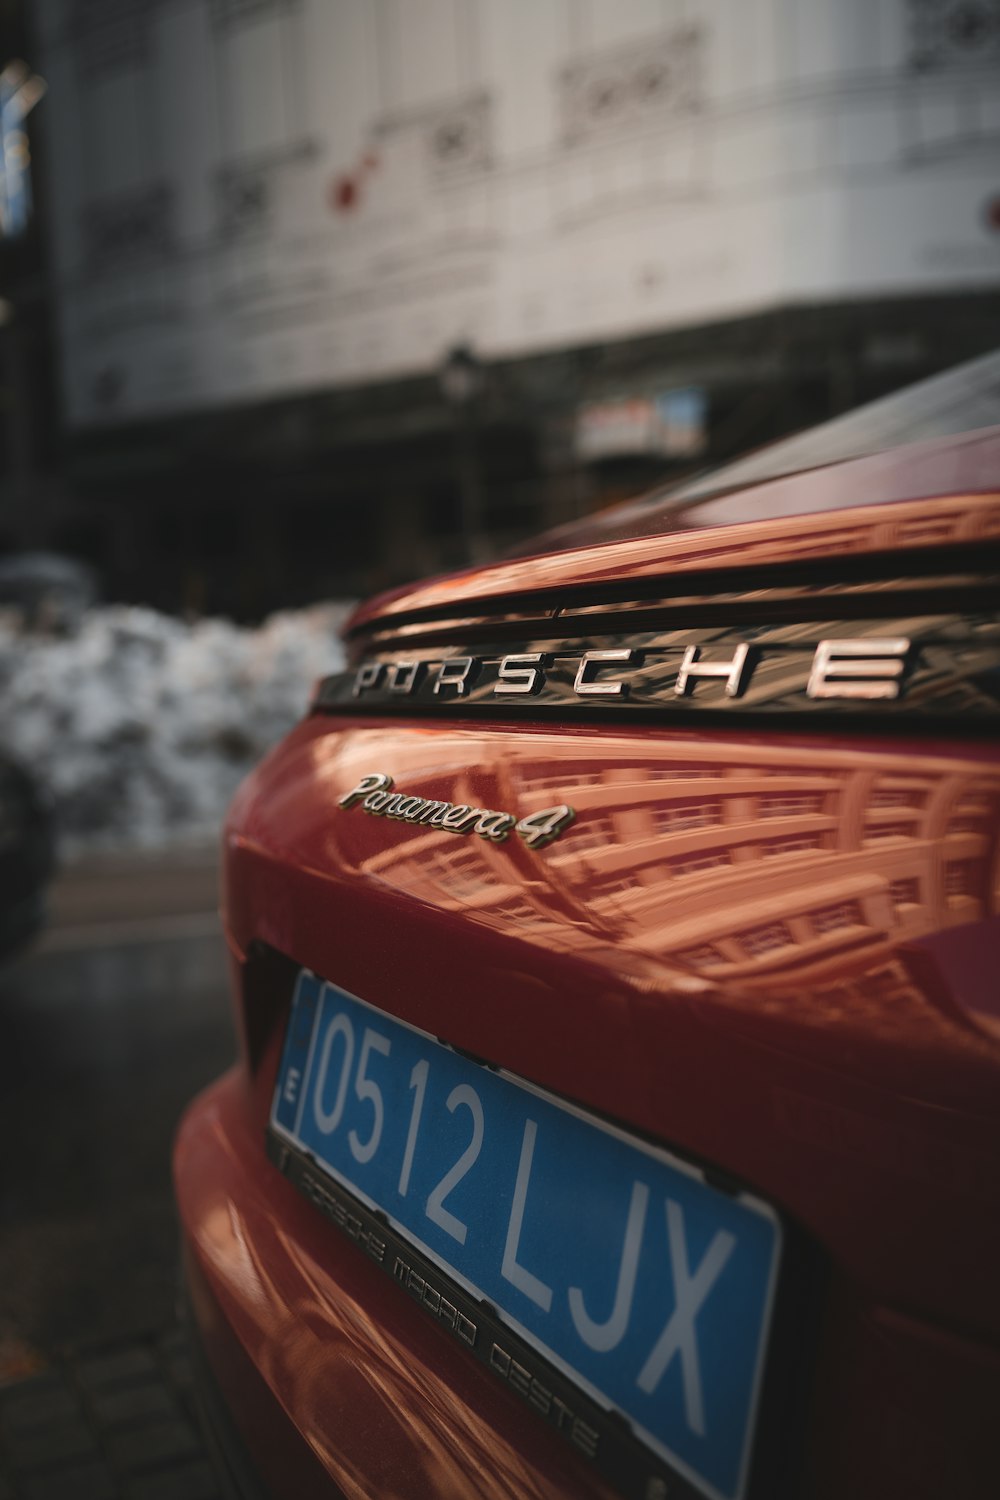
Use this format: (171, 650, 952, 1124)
(362, 587, 1000, 653)
(310, 701, 1000, 739)
(344, 542, 1000, 639)
(316, 618, 1000, 727)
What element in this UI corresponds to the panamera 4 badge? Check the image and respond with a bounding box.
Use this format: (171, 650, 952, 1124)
(338, 773, 574, 848)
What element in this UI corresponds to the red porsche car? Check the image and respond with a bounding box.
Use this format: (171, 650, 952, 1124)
(175, 358, 1000, 1500)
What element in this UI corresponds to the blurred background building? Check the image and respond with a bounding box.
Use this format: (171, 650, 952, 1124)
(1, 0, 999, 616)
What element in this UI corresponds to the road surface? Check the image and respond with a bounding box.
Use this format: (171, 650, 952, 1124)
(0, 846, 236, 1499)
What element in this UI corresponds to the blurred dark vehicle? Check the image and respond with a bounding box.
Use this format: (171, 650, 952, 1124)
(0, 552, 98, 634)
(0, 750, 56, 964)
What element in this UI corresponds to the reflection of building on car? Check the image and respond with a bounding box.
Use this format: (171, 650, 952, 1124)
(174, 360, 1000, 1500)
(360, 748, 999, 997)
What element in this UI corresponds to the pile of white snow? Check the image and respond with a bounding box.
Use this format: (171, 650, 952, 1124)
(0, 602, 351, 851)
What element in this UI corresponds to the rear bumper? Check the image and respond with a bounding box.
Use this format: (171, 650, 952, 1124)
(174, 1069, 620, 1500)
(183, 1275, 276, 1500)
(176, 1065, 1000, 1500)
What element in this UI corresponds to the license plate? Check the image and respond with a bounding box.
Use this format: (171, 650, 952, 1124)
(270, 971, 781, 1500)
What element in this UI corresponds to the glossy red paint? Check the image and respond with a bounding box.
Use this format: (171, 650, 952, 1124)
(175, 472, 1000, 1499)
(177, 1068, 621, 1500)
(348, 430, 1000, 630)
(176, 719, 1000, 1497)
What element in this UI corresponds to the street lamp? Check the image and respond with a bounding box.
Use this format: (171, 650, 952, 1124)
(438, 343, 488, 566)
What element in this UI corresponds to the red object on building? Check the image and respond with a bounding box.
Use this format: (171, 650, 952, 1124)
(331, 175, 358, 214)
(330, 151, 380, 215)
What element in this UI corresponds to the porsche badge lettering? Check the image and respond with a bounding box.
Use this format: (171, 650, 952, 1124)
(350, 640, 913, 704)
(338, 773, 575, 848)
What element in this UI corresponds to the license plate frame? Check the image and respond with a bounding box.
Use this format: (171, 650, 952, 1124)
(269, 970, 782, 1500)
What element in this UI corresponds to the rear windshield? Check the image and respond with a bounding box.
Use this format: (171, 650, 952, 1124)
(521, 350, 1000, 553)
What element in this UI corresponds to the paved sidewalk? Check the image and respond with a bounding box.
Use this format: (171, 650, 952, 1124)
(38, 844, 221, 954)
(48, 845, 220, 925)
(0, 846, 231, 1497)
(0, 1326, 220, 1500)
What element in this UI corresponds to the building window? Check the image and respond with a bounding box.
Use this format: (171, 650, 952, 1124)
(559, 24, 705, 146)
(908, 0, 1000, 71)
(521, 771, 595, 792)
(890, 877, 922, 910)
(811, 901, 863, 936)
(570, 815, 617, 853)
(498, 898, 545, 924)
(864, 822, 914, 843)
(81, 183, 174, 270)
(671, 848, 731, 878)
(739, 922, 793, 958)
(870, 785, 926, 810)
(425, 95, 492, 182)
(759, 793, 824, 818)
(945, 860, 984, 898)
(678, 944, 726, 970)
(759, 834, 825, 859)
(647, 767, 715, 781)
(598, 872, 644, 897)
(652, 799, 722, 834)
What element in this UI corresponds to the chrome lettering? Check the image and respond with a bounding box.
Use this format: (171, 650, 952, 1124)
(387, 661, 422, 693)
(340, 777, 573, 847)
(413, 800, 450, 825)
(342, 637, 927, 712)
(441, 803, 474, 828)
(573, 649, 635, 697)
(352, 662, 383, 696)
(494, 653, 545, 695)
(391, 796, 423, 818)
(475, 810, 516, 841)
(515, 805, 575, 849)
(433, 657, 476, 695)
(807, 638, 910, 699)
(339, 772, 393, 808)
(363, 790, 395, 813)
(674, 643, 751, 698)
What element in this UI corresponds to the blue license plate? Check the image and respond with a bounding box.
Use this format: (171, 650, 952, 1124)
(271, 971, 781, 1500)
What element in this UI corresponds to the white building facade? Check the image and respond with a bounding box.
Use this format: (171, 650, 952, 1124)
(36, 0, 1000, 429)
